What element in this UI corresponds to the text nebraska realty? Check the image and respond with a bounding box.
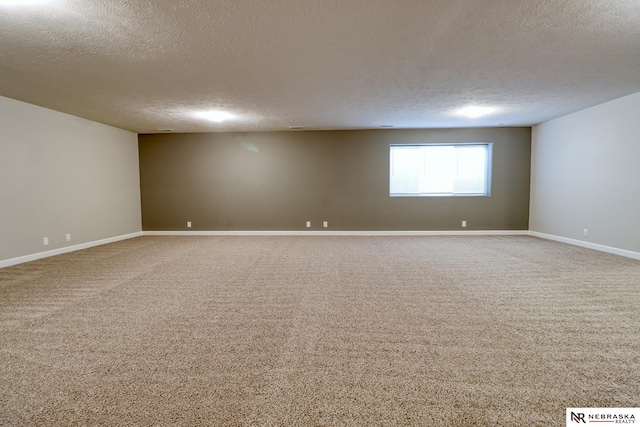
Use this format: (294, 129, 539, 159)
(580, 413, 636, 423)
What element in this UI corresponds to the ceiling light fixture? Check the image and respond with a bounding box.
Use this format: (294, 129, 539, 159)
(455, 106, 499, 118)
(195, 110, 236, 122)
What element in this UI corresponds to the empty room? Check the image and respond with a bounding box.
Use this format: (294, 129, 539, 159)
(1, 1, 639, 426)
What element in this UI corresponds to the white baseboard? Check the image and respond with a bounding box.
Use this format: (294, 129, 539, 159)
(0, 232, 143, 268)
(529, 231, 640, 260)
(143, 230, 529, 236)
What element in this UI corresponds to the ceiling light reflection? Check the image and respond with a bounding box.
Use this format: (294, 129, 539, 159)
(194, 110, 236, 122)
(455, 106, 499, 118)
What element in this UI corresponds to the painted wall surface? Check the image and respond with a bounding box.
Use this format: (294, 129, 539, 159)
(530, 91, 640, 253)
(139, 128, 531, 231)
(0, 96, 142, 262)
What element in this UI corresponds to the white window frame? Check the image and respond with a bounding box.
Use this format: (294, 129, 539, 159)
(389, 143, 493, 197)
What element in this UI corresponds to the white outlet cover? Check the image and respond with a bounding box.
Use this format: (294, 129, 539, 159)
(306, 221, 311, 227)
(323, 221, 328, 227)
(187, 221, 192, 228)
(43, 237, 49, 245)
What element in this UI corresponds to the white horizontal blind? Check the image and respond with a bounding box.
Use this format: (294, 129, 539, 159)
(390, 143, 491, 196)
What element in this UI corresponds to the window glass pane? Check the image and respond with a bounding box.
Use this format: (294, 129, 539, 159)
(390, 143, 491, 197)
(390, 146, 421, 194)
(453, 145, 487, 194)
(422, 146, 455, 194)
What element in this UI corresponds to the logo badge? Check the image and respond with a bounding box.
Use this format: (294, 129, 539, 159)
(567, 408, 639, 425)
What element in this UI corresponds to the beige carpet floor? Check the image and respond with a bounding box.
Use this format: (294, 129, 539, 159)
(0, 236, 638, 426)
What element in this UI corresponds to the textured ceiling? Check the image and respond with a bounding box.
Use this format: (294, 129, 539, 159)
(1, 0, 640, 133)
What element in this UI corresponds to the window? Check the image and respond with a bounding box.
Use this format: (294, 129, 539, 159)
(389, 143, 492, 197)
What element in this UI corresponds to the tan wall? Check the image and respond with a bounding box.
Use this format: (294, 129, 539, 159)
(139, 128, 531, 231)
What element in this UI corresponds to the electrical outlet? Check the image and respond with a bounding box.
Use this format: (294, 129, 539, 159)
(462, 221, 467, 228)
(306, 221, 311, 228)
(323, 221, 328, 228)
(43, 237, 49, 246)
(583, 229, 588, 236)
(187, 221, 192, 228)
(66, 234, 71, 241)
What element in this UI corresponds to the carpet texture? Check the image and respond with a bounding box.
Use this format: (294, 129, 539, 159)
(0, 236, 638, 426)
